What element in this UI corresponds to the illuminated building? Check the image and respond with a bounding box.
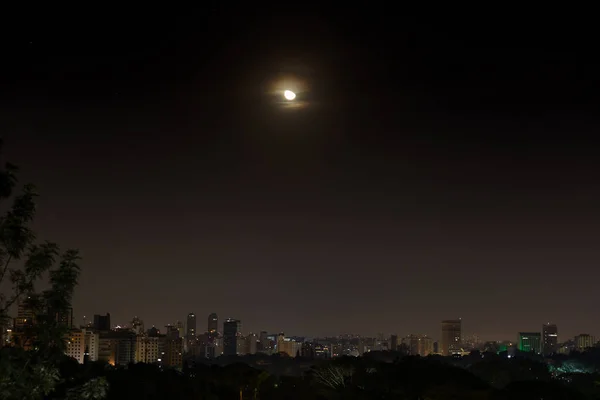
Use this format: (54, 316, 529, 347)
(135, 336, 160, 363)
(401, 334, 434, 356)
(462, 334, 481, 351)
(208, 313, 218, 336)
(64, 329, 99, 364)
(542, 323, 558, 355)
(223, 318, 241, 356)
(518, 332, 541, 354)
(186, 313, 196, 351)
(314, 343, 331, 358)
(65, 329, 86, 363)
(84, 329, 99, 362)
(301, 341, 316, 358)
(575, 334, 595, 351)
(557, 340, 575, 354)
(440, 319, 462, 356)
(176, 320, 184, 338)
(258, 331, 274, 354)
(162, 337, 183, 368)
(97, 330, 136, 365)
(3, 328, 12, 345)
(277, 333, 302, 357)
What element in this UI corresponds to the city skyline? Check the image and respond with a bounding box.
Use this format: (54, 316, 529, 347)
(74, 309, 595, 345)
(2, 11, 599, 341)
(10, 301, 599, 365)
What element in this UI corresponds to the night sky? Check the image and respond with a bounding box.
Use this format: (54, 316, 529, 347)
(1, 9, 598, 341)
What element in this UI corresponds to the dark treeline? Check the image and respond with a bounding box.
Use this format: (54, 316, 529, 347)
(19, 349, 600, 399)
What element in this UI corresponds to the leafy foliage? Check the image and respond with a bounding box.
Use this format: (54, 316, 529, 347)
(66, 377, 109, 400)
(0, 143, 91, 399)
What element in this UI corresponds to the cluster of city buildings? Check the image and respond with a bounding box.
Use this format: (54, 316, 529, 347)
(439, 320, 596, 357)
(3, 303, 185, 368)
(3, 301, 598, 369)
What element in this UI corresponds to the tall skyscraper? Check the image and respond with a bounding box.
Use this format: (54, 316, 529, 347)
(440, 319, 462, 356)
(208, 313, 218, 336)
(176, 321, 184, 339)
(223, 318, 241, 356)
(542, 323, 558, 355)
(186, 313, 196, 351)
(186, 313, 196, 338)
(518, 332, 542, 354)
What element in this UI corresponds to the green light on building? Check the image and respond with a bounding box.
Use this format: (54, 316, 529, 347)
(518, 332, 541, 354)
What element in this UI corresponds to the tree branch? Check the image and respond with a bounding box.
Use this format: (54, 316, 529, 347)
(0, 254, 12, 286)
(0, 274, 36, 315)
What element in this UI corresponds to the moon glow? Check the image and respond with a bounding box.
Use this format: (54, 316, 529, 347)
(284, 90, 296, 100)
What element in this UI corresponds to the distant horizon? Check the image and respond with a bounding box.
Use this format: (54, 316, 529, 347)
(65, 310, 591, 344)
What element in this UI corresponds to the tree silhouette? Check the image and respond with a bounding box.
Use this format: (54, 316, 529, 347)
(0, 142, 90, 399)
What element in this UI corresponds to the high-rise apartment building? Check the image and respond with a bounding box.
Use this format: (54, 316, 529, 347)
(65, 328, 99, 364)
(135, 336, 160, 364)
(277, 333, 302, 357)
(223, 318, 241, 356)
(162, 336, 183, 369)
(176, 321, 184, 338)
(97, 330, 136, 366)
(402, 334, 434, 356)
(518, 332, 542, 354)
(208, 313, 218, 336)
(65, 329, 86, 363)
(84, 329, 99, 362)
(575, 334, 595, 351)
(542, 323, 558, 355)
(440, 319, 462, 356)
(186, 313, 196, 338)
(186, 313, 196, 351)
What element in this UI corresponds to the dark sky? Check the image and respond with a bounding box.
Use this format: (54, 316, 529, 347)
(1, 9, 598, 341)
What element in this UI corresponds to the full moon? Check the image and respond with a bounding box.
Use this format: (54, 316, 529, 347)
(283, 90, 296, 100)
